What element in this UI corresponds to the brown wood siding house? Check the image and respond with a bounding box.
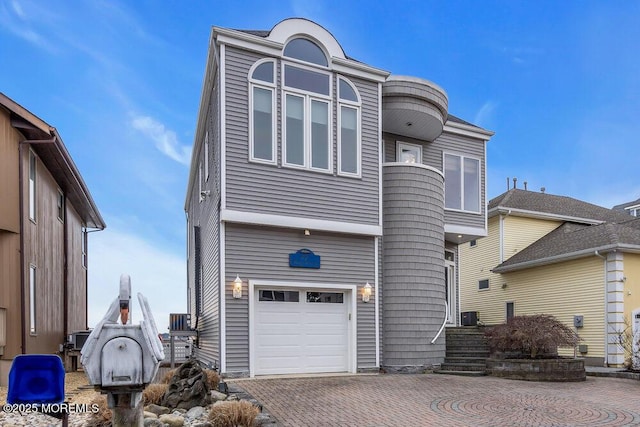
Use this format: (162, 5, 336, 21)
(0, 93, 106, 386)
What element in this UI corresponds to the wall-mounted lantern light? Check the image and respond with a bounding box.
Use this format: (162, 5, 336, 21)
(233, 275, 243, 299)
(363, 282, 372, 303)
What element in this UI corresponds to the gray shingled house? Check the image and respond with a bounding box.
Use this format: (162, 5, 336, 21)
(184, 18, 493, 377)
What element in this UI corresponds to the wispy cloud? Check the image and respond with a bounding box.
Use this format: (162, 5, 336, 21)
(474, 100, 498, 127)
(88, 225, 186, 333)
(130, 114, 192, 165)
(0, 0, 59, 53)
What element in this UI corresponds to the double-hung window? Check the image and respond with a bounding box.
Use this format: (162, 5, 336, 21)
(249, 60, 277, 164)
(338, 77, 361, 176)
(444, 152, 481, 213)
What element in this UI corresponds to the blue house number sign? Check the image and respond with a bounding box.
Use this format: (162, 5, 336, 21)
(289, 249, 320, 269)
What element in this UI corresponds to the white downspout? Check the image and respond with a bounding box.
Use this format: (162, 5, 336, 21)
(594, 250, 607, 366)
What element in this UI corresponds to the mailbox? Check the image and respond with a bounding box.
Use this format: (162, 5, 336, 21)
(81, 274, 164, 412)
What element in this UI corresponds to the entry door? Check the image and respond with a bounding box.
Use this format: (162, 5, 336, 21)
(254, 288, 350, 375)
(445, 252, 456, 324)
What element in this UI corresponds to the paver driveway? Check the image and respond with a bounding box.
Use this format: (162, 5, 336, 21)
(230, 374, 640, 427)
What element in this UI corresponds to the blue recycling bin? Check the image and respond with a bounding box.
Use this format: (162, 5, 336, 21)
(7, 354, 65, 404)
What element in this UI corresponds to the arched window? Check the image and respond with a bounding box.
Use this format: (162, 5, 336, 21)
(283, 38, 328, 66)
(248, 59, 276, 163)
(337, 77, 361, 176)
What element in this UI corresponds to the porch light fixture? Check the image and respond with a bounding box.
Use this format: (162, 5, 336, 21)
(362, 282, 372, 303)
(233, 275, 243, 299)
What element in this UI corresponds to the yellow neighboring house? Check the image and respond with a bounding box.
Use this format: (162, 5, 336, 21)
(460, 188, 640, 367)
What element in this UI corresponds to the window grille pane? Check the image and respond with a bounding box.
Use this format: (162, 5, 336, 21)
(284, 38, 328, 66)
(464, 157, 480, 212)
(339, 79, 358, 101)
(259, 290, 299, 302)
(285, 94, 304, 165)
(284, 65, 330, 95)
(253, 87, 273, 161)
(306, 292, 344, 303)
(311, 100, 328, 169)
(252, 62, 274, 83)
(340, 106, 358, 173)
(445, 154, 461, 210)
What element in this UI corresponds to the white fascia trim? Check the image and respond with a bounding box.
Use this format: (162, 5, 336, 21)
(332, 58, 389, 82)
(220, 222, 226, 373)
(378, 82, 383, 229)
(374, 237, 380, 367)
(220, 44, 227, 210)
(221, 209, 383, 236)
(248, 279, 358, 377)
(492, 244, 635, 273)
(382, 162, 445, 179)
(214, 28, 282, 57)
(488, 207, 604, 225)
(185, 32, 218, 209)
(443, 121, 494, 140)
(444, 224, 488, 237)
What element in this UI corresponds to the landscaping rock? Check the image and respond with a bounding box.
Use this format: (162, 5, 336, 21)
(161, 359, 212, 409)
(145, 403, 171, 416)
(186, 406, 205, 419)
(210, 390, 228, 401)
(159, 413, 186, 427)
(143, 410, 158, 419)
(143, 419, 165, 427)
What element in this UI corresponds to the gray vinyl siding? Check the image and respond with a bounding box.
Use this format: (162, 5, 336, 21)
(191, 77, 222, 368)
(382, 164, 446, 368)
(224, 46, 380, 226)
(383, 130, 486, 232)
(224, 224, 377, 374)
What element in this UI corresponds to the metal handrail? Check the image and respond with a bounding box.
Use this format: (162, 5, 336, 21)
(430, 302, 449, 344)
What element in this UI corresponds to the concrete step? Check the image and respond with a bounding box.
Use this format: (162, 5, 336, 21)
(443, 357, 488, 365)
(434, 369, 487, 377)
(439, 362, 487, 372)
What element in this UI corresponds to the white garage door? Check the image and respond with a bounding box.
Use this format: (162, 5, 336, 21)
(254, 288, 349, 375)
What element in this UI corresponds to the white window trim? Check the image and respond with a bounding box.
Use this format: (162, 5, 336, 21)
(337, 77, 361, 178)
(29, 264, 36, 335)
(443, 151, 482, 214)
(204, 131, 210, 181)
(397, 141, 422, 164)
(281, 60, 333, 174)
(29, 150, 36, 222)
(248, 59, 277, 165)
(248, 279, 357, 378)
(478, 278, 490, 291)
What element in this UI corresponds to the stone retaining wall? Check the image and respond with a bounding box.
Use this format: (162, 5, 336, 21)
(487, 358, 586, 382)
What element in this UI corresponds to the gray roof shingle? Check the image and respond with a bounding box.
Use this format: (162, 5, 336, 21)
(489, 189, 640, 272)
(489, 189, 632, 223)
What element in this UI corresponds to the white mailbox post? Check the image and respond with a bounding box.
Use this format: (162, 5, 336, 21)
(81, 275, 164, 427)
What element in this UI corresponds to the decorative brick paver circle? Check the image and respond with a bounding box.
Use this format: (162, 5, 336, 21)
(430, 393, 640, 426)
(231, 374, 640, 427)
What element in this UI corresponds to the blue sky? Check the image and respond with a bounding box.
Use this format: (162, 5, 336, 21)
(1, 1, 639, 331)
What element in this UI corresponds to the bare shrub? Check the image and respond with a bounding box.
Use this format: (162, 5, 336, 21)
(204, 369, 221, 390)
(161, 368, 177, 384)
(143, 383, 168, 405)
(485, 314, 580, 359)
(208, 400, 259, 427)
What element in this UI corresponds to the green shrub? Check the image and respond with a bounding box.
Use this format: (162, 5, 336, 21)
(485, 314, 580, 359)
